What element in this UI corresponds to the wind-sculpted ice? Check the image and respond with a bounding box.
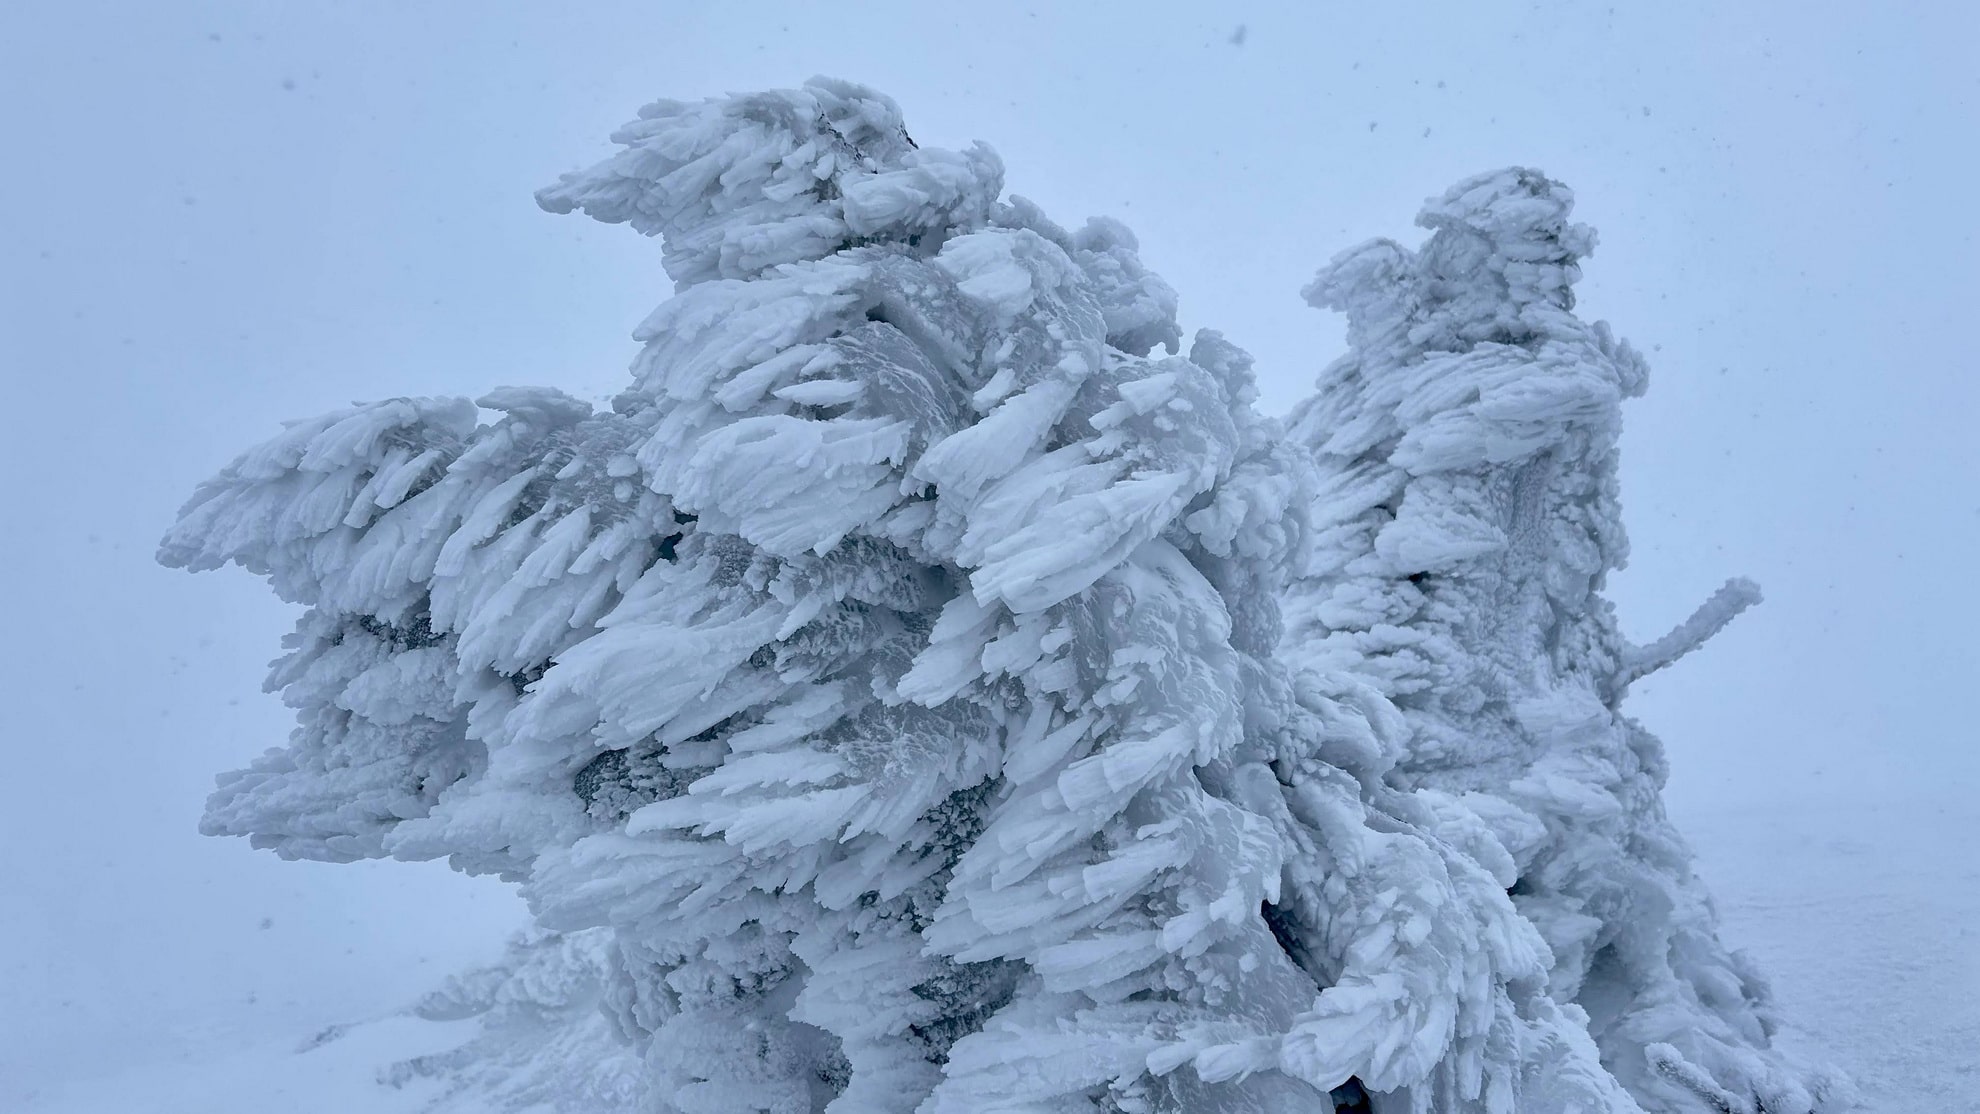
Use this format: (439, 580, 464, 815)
(162, 81, 1836, 1114)
(1284, 168, 1847, 1113)
(381, 927, 642, 1112)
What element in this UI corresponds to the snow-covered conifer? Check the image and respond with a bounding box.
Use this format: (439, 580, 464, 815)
(162, 79, 1609, 1112)
(1283, 168, 1846, 1113)
(162, 81, 1838, 1114)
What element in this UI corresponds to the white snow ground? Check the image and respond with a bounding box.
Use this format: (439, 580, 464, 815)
(1671, 794, 1980, 1112)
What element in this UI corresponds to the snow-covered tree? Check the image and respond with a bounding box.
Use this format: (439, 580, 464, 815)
(1282, 168, 1847, 1113)
(161, 81, 1830, 1114)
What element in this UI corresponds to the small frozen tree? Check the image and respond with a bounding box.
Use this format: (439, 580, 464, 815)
(381, 926, 643, 1112)
(1282, 168, 1846, 1113)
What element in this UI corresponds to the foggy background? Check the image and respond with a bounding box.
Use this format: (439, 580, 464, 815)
(4, 1, 1974, 1108)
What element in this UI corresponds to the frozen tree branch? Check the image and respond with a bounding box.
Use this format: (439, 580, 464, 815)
(1619, 576, 1763, 690)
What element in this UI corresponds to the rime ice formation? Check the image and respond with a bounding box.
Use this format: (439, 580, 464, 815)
(161, 83, 1836, 1114)
(381, 927, 642, 1112)
(1283, 168, 1845, 1113)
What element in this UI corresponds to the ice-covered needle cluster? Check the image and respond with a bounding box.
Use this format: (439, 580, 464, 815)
(160, 79, 1843, 1113)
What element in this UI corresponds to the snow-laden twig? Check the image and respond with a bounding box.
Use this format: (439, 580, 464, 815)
(1619, 576, 1762, 689)
(1645, 1043, 1754, 1114)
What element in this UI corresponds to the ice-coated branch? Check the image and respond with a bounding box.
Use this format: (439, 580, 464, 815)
(1619, 576, 1762, 690)
(1645, 1044, 1754, 1114)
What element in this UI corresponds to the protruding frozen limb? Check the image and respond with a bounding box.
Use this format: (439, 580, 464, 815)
(1619, 576, 1762, 689)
